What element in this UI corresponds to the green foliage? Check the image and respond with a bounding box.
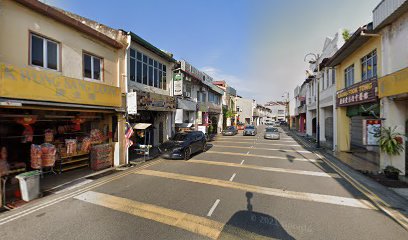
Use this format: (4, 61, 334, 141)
(378, 127, 404, 156)
(222, 107, 234, 119)
(342, 29, 351, 41)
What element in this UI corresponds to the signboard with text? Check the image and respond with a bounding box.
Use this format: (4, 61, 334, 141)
(173, 73, 183, 96)
(363, 119, 381, 145)
(126, 92, 137, 115)
(0, 63, 121, 107)
(336, 78, 378, 107)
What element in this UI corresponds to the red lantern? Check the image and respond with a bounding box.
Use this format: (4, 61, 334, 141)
(16, 116, 37, 143)
(71, 116, 86, 131)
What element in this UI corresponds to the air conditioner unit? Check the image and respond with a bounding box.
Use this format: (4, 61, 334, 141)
(199, 87, 205, 92)
(184, 91, 191, 97)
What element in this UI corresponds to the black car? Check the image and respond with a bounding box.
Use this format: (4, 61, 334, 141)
(159, 131, 207, 160)
(222, 126, 238, 136)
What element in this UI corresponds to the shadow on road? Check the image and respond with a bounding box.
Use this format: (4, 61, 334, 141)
(218, 192, 296, 240)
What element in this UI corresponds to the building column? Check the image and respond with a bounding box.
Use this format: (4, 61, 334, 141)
(319, 107, 326, 143)
(380, 97, 406, 174)
(336, 107, 350, 152)
(306, 110, 313, 136)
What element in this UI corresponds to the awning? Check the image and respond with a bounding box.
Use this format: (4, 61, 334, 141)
(133, 123, 152, 130)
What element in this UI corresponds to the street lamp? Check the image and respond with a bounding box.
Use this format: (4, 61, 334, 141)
(304, 53, 320, 148)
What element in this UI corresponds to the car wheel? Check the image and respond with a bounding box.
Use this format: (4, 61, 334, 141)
(184, 147, 191, 160)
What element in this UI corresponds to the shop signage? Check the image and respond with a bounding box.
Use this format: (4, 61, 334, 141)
(137, 91, 176, 111)
(0, 63, 121, 107)
(126, 92, 137, 115)
(196, 111, 203, 124)
(177, 98, 196, 111)
(363, 119, 381, 145)
(336, 78, 378, 107)
(173, 73, 183, 96)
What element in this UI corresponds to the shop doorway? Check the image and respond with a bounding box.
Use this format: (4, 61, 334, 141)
(312, 117, 316, 137)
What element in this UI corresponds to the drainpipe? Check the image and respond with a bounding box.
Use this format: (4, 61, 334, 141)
(123, 32, 131, 165)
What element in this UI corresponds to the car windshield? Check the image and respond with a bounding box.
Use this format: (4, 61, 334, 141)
(172, 133, 190, 141)
(245, 126, 255, 129)
(266, 128, 279, 132)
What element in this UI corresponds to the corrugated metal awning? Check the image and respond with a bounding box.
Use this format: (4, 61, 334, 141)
(133, 123, 152, 130)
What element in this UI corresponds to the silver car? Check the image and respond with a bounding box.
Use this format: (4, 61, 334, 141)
(243, 125, 257, 136)
(264, 127, 280, 140)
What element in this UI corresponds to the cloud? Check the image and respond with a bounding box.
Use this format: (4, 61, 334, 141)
(200, 66, 257, 99)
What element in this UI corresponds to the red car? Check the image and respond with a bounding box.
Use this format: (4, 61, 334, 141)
(237, 123, 245, 130)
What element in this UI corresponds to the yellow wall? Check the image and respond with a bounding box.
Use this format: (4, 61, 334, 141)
(0, 0, 120, 88)
(335, 36, 382, 151)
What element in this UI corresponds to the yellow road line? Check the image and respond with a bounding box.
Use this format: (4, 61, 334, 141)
(212, 145, 311, 153)
(292, 133, 408, 230)
(206, 151, 322, 163)
(188, 159, 341, 178)
(0, 160, 164, 225)
(213, 140, 302, 147)
(134, 170, 376, 210)
(74, 191, 271, 240)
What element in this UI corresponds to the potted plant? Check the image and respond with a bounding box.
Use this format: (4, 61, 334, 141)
(377, 126, 404, 179)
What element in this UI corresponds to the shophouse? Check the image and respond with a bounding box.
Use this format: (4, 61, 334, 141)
(305, 31, 344, 148)
(173, 60, 223, 135)
(124, 31, 177, 150)
(213, 81, 238, 128)
(374, 0, 408, 175)
(293, 83, 307, 133)
(0, 0, 126, 205)
(236, 97, 254, 125)
(327, 23, 382, 165)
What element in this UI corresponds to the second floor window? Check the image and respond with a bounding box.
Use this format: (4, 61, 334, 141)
(30, 33, 59, 70)
(361, 50, 377, 81)
(344, 65, 354, 87)
(331, 68, 336, 85)
(129, 48, 167, 90)
(83, 53, 102, 81)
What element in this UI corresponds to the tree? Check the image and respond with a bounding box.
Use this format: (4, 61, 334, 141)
(342, 29, 351, 41)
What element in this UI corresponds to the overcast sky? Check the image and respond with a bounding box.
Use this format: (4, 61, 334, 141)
(47, 0, 380, 104)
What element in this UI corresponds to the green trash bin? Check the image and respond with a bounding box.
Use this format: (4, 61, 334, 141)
(16, 170, 41, 201)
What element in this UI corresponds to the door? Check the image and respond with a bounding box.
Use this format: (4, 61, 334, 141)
(325, 117, 334, 147)
(350, 116, 366, 150)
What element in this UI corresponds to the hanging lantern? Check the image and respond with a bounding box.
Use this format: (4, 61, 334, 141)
(71, 116, 86, 131)
(16, 116, 37, 143)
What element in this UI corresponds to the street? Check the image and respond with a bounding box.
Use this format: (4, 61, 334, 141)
(0, 126, 407, 240)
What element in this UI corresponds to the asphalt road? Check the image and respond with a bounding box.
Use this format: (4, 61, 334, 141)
(1, 126, 407, 240)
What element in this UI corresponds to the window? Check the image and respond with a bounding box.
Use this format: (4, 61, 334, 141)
(83, 53, 102, 80)
(30, 33, 59, 70)
(361, 50, 377, 81)
(325, 69, 329, 88)
(344, 65, 354, 87)
(331, 68, 336, 85)
(129, 48, 167, 89)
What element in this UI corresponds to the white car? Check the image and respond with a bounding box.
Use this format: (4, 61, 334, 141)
(264, 127, 280, 140)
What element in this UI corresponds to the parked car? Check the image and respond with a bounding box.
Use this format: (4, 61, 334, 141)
(243, 125, 257, 136)
(222, 126, 238, 136)
(264, 127, 280, 140)
(237, 123, 245, 130)
(159, 131, 206, 160)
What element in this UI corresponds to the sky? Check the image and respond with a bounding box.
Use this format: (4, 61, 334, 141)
(46, 0, 380, 104)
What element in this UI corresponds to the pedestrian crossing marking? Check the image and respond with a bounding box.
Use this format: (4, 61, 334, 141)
(187, 159, 341, 178)
(74, 191, 271, 240)
(134, 170, 376, 210)
(205, 151, 322, 162)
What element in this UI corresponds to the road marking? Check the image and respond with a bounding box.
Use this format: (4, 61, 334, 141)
(240, 160, 245, 165)
(213, 145, 311, 153)
(213, 140, 302, 147)
(206, 151, 322, 163)
(246, 151, 250, 155)
(134, 170, 376, 210)
(53, 179, 94, 194)
(75, 191, 270, 239)
(188, 160, 341, 178)
(229, 173, 237, 181)
(217, 137, 298, 143)
(291, 132, 408, 230)
(207, 199, 221, 217)
(0, 160, 164, 226)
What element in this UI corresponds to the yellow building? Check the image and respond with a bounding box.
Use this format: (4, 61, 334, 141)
(0, 0, 127, 186)
(327, 23, 382, 166)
